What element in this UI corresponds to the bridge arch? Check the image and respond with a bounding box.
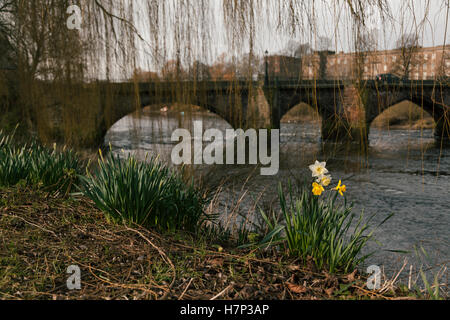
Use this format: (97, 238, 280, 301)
(369, 100, 436, 131)
(104, 103, 234, 155)
(364, 85, 450, 142)
(281, 102, 321, 123)
(98, 81, 253, 144)
(274, 87, 329, 127)
(105, 102, 233, 135)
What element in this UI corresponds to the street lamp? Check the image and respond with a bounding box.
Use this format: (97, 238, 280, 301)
(264, 50, 269, 85)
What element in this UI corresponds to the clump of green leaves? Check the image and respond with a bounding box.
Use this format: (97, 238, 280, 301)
(0, 131, 83, 195)
(255, 182, 392, 274)
(79, 152, 210, 232)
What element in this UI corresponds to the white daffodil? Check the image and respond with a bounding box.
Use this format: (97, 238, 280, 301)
(309, 160, 328, 178)
(316, 174, 332, 187)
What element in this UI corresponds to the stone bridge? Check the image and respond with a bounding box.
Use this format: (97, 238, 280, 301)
(98, 80, 255, 139)
(263, 78, 450, 143)
(98, 77, 449, 145)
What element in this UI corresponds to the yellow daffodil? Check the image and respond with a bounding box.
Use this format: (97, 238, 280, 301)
(312, 182, 325, 196)
(334, 180, 346, 196)
(309, 160, 328, 178)
(317, 174, 332, 187)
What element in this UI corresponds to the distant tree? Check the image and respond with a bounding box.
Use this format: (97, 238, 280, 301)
(436, 50, 450, 81)
(281, 40, 299, 57)
(316, 36, 332, 80)
(132, 68, 159, 82)
(209, 53, 236, 80)
(189, 60, 211, 81)
(0, 4, 15, 71)
(317, 36, 332, 52)
(392, 33, 421, 79)
(353, 29, 377, 80)
(161, 59, 186, 81)
(292, 43, 312, 79)
(236, 52, 262, 80)
(293, 43, 313, 58)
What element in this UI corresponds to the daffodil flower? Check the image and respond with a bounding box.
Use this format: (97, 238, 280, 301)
(309, 160, 328, 178)
(316, 174, 332, 187)
(334, 180, 346, 196)
(312, 182, 325, 196)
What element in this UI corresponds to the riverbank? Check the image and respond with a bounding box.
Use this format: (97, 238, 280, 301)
(0, 186, 424, 300)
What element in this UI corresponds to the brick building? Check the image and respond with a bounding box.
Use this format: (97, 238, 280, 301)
(266, 55, 302, 78)
(268, 45, 450, 80)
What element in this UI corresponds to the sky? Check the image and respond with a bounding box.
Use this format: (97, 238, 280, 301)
(119, 0, 450, 76)
(235, 0, 449, 56)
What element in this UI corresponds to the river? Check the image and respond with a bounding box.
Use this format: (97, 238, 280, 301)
(105, 107, 449, 288)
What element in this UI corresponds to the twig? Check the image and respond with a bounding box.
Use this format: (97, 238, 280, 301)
(3, 213, 58, 238)
(210, 284, 233, 300)
(178, 278, 193, 300)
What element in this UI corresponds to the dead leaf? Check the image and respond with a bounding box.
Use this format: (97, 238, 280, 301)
(346, 269, 358, 282)
(287, 265, 301, 272)
(325, 287, 334, 296)
(286, 282, 307, 294)
(207, 258, 224, 268)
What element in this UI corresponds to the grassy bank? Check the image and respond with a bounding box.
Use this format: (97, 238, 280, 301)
(1, 186, 421, 300)
(0, 133, 444, 300)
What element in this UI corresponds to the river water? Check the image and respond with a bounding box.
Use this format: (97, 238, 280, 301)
(105, 108, 449, 288)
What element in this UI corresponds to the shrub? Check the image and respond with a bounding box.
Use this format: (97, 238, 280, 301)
(78, 152, 210, 232)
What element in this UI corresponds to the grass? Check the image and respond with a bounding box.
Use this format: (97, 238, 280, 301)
(254, 182, 392, 274)
(0, 186, 428, 300)
(78, 151, 210, 233)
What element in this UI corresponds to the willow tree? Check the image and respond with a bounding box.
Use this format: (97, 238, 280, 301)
(0, 0, 445, 146)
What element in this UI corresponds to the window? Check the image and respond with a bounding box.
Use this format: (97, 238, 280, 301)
(423, 72, 427, 79)
(424, 63, 427, 70)
(424, 54, 428, 60)
(392, 56, 397, 62)
(384, 65, 387, 72)
(432, 53, 436, 60)
(344, 59, 347, 65)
